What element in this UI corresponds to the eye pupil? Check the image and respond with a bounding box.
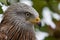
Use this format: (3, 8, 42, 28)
(26, 12, 30, 17)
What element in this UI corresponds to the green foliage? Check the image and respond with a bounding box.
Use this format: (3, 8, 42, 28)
(0, 6, 3, 14)
(44, 36, 56, 40)
(0, 0, 8, 5)
(39, 25, 49, 32)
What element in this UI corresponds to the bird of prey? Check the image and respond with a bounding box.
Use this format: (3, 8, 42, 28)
(0, 3, 41, 40)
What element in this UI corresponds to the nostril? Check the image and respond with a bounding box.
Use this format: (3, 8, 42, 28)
(36, 19, 39, 21)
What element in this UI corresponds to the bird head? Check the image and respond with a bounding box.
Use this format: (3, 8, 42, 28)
(4, 3, 41, 28)
(1, 3, 41, 40)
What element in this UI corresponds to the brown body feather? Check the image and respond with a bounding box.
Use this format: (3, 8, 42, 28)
(0, 13, 36, 40)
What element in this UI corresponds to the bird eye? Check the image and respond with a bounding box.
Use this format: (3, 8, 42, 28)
(25, 12, 31, 17)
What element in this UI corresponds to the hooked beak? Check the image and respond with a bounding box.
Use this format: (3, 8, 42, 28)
(30, 17, 41, 27)
(37, 22, 41, 27)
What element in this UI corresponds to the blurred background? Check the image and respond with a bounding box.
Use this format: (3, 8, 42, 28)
(0, 0, 60, 40)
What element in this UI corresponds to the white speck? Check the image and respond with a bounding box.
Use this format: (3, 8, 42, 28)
(0, 2, 3, 6)
(41, 19, 45, 27)
(35, 29, 49, 40)
(20, 0, 33, 6)
(52, 13, 60, 21)
(58, 3, 60, 10)
(2, 5, 9, 12)
(0, 2, 9, 12)
(42, 7, 56, 29)
(0, 14, 3, 23)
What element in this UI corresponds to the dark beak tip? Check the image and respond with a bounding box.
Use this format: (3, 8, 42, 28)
(37, 22, 41, 27)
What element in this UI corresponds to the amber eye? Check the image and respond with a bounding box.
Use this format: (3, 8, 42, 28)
(25, 12, 31, 17)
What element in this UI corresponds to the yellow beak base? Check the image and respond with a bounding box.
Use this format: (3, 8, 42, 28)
(30, 17, 41, 26)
